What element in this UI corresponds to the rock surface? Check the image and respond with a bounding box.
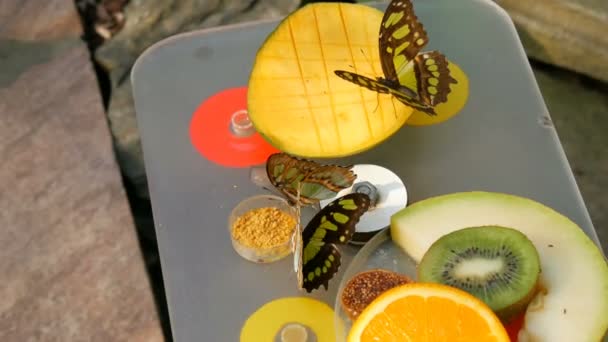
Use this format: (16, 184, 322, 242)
(531, 62, 608, 251)
(496, 0, 608, 84)
(95, 0, 299, 198)
(0, 1, 82, 39)
(0, 0, 165, 340)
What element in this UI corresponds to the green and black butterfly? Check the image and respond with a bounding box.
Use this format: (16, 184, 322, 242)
(265, 153, 369, 292)
(293, 192, 371, 293)
(266, 152, 357, 206)
(334, 0, 457, 116)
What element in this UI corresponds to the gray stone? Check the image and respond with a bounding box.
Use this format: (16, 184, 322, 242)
(0, 0, 164, 339)
(496, 0, 608, 83)
(96, 0, 299, 86)
(107, 81, 149, 198)
(0, 38, 80, 88)
(531, 63, 608, 251)
(97, 0, 299, 197)
(0, 0, 83, 40)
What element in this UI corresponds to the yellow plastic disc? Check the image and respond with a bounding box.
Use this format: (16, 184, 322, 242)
(240, 297, 338, 342)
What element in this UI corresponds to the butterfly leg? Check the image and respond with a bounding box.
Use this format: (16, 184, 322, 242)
(262, 185, 279, 196)
(390, 96, 398, 120)
(373, 91, 380, 114)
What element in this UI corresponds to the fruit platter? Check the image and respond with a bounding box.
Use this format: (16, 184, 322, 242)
(131, 0, 608, 341)
(335, 192, 608, 341)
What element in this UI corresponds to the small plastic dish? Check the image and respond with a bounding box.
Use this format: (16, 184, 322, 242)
(228, 194, 297, 263)
(334, 229, 418, 341)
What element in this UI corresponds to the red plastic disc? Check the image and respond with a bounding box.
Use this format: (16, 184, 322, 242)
(189, 86, 279, 167)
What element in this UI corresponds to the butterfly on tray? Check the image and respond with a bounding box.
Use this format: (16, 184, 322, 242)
(292, 191, 371, 293)
(334, 0, 457, 116)
(265, 152, 357, 206)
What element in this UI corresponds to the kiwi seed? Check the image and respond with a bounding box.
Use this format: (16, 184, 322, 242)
(417, 225, 541, 322)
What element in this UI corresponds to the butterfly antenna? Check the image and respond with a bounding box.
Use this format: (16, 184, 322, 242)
(359, 48, 376, 77)
(293, 183, 302, 252)
(296, 185, 302, 225)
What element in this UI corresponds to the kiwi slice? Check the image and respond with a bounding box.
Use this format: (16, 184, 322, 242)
(417, 225, 541, 322)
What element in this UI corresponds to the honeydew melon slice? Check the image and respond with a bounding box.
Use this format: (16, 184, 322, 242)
(247, 3, 468, 158)
(390, 191, 608, 342)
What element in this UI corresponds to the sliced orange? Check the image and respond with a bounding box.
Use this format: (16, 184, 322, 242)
(347, 283, 510, 342)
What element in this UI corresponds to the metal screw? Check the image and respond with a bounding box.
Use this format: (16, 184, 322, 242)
(353, 181, 379, 208)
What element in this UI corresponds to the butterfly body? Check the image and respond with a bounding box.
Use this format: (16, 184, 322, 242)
(334, 0, 457, 115)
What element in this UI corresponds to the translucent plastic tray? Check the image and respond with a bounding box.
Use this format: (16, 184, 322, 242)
(131, 0, 599, 340)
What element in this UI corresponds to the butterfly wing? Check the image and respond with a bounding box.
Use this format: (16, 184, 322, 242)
(293, 185, 305, 289)
(299, 193, 371, 292)
(301, 244, 342, 292)
(413, 51, 458, 108)
(266, 153, 356, 206)
(333, 70, 391, 94)
(378, 0, 429, 82)
(294, 229, 304, 288)
(334, 70, 433, 114)
(390, 88, 435, 114)
(335, 1, 457, 117)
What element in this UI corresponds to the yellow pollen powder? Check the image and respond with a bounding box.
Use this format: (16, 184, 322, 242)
(231, 207, 296, 249)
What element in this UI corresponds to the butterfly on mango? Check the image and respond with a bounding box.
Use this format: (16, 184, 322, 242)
(265, 152, 357, 206)
(334, 0, 457, 116)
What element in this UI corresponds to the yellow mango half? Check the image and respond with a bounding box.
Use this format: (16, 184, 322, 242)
(248, 2, 468, 157)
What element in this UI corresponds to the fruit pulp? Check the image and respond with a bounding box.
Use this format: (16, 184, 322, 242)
(390, 191, 608, 341)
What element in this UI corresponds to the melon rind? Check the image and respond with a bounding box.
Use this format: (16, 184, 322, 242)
(390, 191, 608, 342)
